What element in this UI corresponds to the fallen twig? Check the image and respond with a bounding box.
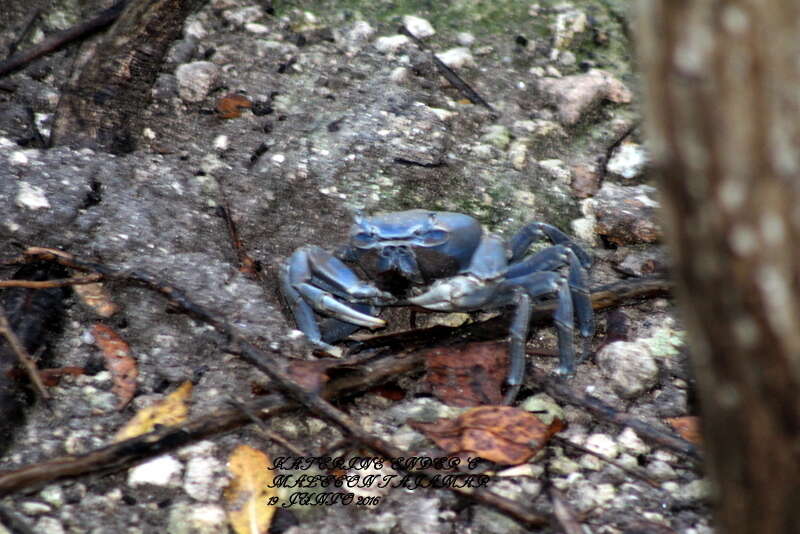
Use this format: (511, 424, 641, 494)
(0, 273, 103, 288)
(550, 487, 587, 534)
(0, 303, 49, 402)
(0, 0, 128, 78)
(553, 435, 660, 488)
(399, 25, 494, 112)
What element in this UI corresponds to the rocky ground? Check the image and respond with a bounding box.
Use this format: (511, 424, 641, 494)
(0, 1, 711, 533)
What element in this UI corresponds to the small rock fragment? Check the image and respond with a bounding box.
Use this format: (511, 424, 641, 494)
(551, 8, 588, 49)
(374, 34, 410, 54)
(436, 47, 475, 69)
(457, 32, 475, 46)
(570, 163, 601, 198)
(537, 69, 633, 126)
(344, 21, 375, 52)
(607, 142, 649, 180)
(16, 182, 50, 210)
(584, 433, 619, 458)
(596, 340, 659, 399)
(128, 455, 183, 487)
(402, 15, 435, 39)
(175, 61, 220, 102)
(594, 183, 662, 245)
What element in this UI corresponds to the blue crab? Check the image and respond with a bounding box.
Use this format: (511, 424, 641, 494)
(280, 209, 594, 402)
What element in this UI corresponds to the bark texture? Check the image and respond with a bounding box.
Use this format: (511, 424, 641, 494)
(636, 1, 800, 532)
(50, 0, 204, 153)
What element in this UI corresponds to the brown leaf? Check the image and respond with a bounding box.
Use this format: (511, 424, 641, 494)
(217, 93, 253, 119)
(91, 323, 138, 409)
(38, 366, 85, 386)
(73, 281, 119, 317)
(422, 342, 507, 407)
(225, 445, 278, 534)
(666, 416, 703, 445)
(114, 381, 193, 441)
(410, 406, 564, 465)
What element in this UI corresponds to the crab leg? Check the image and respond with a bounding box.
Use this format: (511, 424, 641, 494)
(507, 245, 594, 346)
(509, 221, 592, 268)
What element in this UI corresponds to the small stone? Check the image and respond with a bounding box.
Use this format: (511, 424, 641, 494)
(16, 182, 50, 210)
(618, 427, 650, 455)
(646, 460, 677, 481)
(436, 47, 475, 69)
(9, 150, 29, 165)
(39, 486, 65, 508)
(128, 455, 183, 487)
(607, 142, 649, 180)
(537, 69, 632, 126)
(244, 22, 269, 34)
(551, 8, 588, 49)
(344, 21, 375, 52)
(520, 393, 564, 425)
(549, 455, 580, 475)
(175, 61, 220, 102)
(213, 135, 229, 151)
(184, 456, 228, 501)
(374, 35, 410, 54)
(20, 501, 51, 515)
(390, 66, 410, 83)
(596, 340, 659, 399)
(615, 249, 666, 277)
(584, 433, 619, 459)
(570, 164, 600, 198)
(457, 32, 475, 46)
(402, 15, 435, 39)
(558, 50, 577, 66)
(594, 183, 661, 245)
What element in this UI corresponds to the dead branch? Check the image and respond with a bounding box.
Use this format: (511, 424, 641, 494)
(0, 303, 49, 402)
(0, 274, 103, 288)
(0, 1, 127, 79)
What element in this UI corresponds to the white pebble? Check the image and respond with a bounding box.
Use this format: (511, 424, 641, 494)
(374, 34, 410, 54)
(402, 15, 435, 39)
(435, 47, 475, 69)
(128, 455, 183, 487)
(16, 182, 50, 210)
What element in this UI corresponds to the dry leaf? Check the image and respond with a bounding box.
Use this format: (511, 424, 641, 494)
(410, 405, 565, 465)
(114, 381, 193, 441)
(38, 366, 85, 386)
(73, 282, 119, 317)
(666, 416, 703, 445)
(422, 342, 507, 406)
(217, 93, 253, 119)
(225, 445, 278, 534)
(91, 323, 138, 409)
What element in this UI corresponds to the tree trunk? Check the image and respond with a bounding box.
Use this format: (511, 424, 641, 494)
(635, 1, 800, 532)
(50, 0, 204, 153)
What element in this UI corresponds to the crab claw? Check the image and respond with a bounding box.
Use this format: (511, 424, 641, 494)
(318, 295, 386, 328)
(408, 276, 479, 311)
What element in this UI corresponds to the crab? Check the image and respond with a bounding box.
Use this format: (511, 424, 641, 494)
(280, 209, 594, 402)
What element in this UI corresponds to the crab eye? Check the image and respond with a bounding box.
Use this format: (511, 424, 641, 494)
(352, 231, 377, 248)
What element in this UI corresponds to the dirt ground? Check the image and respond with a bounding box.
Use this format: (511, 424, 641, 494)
(0, 1, 711, 533)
